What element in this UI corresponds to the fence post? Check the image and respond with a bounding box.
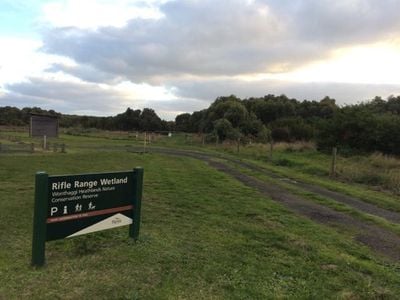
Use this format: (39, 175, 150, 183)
(143, 132, 147, 153)
(330, 147, 337, 177)
(269, 141, 273, 160)
(42, 135, 47, 150)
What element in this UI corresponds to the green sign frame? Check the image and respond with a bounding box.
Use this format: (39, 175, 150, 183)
(31, 167, 143, 267)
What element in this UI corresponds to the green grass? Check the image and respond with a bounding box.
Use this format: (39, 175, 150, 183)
(244, 156, 400, 213)
(178, 137, 400, 198)
(1, 146, 400, 298)
(201, 141, 400, 212)
(227, 160, 400, 235)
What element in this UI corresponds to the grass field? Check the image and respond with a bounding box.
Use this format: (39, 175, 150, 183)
(1, 130, 400, 298)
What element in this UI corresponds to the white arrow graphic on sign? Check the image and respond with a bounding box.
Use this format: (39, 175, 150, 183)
(67, 213, 133, 238)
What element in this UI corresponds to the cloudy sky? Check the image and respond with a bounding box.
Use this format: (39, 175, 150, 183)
(0, 0, 400, 120)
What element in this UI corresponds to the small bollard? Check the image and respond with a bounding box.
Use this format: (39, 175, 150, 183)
(61, 143, 66, 153)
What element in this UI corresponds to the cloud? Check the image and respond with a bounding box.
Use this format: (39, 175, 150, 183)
(2, 77, 123, 114)
(168, 77, 400, 105)
(265, 0, 400, 44)
(39, 0, 298, 80)
(0, 77, 180, 118)
(0, 38, 46, 84)
(40, 0, 164, 29)
(46, 63, 122, 84)
(2, 0, 400, 120)
(41, 0, 400, 83)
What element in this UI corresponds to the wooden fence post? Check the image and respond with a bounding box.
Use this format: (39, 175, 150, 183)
(143, 132, 147, 153)
(43, 135, 47, 150)
(330, 147, 337, 177)
(269, 141, 273, 160)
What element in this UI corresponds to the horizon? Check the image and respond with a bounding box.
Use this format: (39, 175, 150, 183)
(1, 93, 395, 122)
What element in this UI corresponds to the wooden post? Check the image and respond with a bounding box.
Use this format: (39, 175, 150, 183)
(29, 117, 33, 137)
(61, 143, 66, 153)
(330, 147, 337, 177)
(31, 143, 35, 153)
(237, 138, 240, 153)
(202, 134, 205, 146)
(143, 132, 147, 153)
(269, 141, 273, 160)
(43, 135, 47, 150)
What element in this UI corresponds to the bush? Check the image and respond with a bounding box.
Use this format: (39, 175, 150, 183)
(274, 158, 294, 167)
(271, 127, 290, 142)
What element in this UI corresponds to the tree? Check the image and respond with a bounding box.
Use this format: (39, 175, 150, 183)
(223, 101, 248, 128)
(271, 117, 314, 141)
(213, 118, 237, 142)
(140, 108, 163, 131)
(175, 113, 191, 132)
(271, 128, 290, 142)
(315, 108, 377, 153)
(188, 110, 207, 133)
(256, 125, 271, 143)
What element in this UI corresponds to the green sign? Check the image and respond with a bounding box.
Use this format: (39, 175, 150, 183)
(31, 168, 144, 267)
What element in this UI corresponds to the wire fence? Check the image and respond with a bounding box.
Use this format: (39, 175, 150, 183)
(0, 142, 34, 154)
(0, 139, 67, 154)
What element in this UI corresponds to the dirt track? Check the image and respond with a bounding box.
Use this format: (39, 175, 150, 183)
(131, 146, 400, 261)
(209, 160, 400, 261)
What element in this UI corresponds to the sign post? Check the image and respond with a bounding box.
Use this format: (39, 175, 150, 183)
(31, 172, 48, 267)
(130, 167, 143, 240)
(31, 168, 144, 267)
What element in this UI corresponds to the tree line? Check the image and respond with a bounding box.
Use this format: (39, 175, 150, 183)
(1, 94, 400, 155)
(0, 106, 173, 132)
(174, 94, 400, 155)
